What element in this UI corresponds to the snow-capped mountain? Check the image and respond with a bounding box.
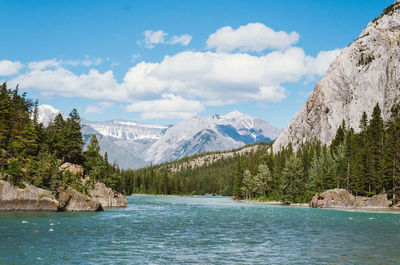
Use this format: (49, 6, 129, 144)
(146, 111, 280, 164)
(37, 104, 67, 127)
(38, 105, 279, 169)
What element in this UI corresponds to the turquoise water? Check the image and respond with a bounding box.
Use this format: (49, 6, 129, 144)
(1, 196, 400, 264)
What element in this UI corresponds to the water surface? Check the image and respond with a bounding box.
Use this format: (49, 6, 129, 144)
(1, 196, 400, 264)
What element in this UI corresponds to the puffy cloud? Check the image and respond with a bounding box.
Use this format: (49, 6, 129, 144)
(305, 49, 341, 76)
(138, 30, 192, 48)
(8, 46, 339, 119)
(9, 67, 123, 101)
(0, 60, 24, 76)
(139, 30, 168, 49)
(85, 101, 115, 114)
(121, 47, 336, 105)
(5, 23, 341, 120)
(126, 94, 204, 119)
(207, 23, 299, 53)
(168, 34, 192, 46)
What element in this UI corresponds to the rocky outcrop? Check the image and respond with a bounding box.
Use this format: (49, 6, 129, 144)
(90, 182, 127, 207)
(57, 187, 103, 212)
(60, 162, 84, 175)
(0, 180, 103, 212)
(310, 189, 391, 209)
(0, 180, 59, 211)
(273, 1, 400, 151)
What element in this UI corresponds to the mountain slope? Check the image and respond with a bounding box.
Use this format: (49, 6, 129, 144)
(273, 1, 400, 151)
(146, 111, 279, 164)
(38, 105, 279, 168)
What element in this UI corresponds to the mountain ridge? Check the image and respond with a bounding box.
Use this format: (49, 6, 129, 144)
(37, 105, 279, 169)
(273, 1, 400, 151)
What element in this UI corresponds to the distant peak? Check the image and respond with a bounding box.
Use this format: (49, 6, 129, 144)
(223, 110, 248, 119)
(39, 104, 59, 112)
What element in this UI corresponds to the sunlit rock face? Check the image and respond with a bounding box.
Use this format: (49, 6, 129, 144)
(274, 2, 400, 151)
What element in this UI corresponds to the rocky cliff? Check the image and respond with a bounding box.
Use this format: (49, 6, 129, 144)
(273, 1, 400, 150)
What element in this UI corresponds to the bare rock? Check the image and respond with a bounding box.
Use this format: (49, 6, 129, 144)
(0, 180, 59, 211)
(273, 1, 400, 151)
(310, 189, 391, 209)
(57, 187, 103, 212)
(310, 189, 355, 208)
(60, 162, 84, 175)
(90, 182, 127, 207)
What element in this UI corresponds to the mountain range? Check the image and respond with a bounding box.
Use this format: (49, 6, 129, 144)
(38, 105, 279, 169)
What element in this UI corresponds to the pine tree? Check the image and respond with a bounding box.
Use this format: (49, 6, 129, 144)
(368, 103, 384, 194)
(64, 109, 83, 164)
(233, 156, 244, 199)
(281, 155, 304, 203)
(0, 83, 11, 149)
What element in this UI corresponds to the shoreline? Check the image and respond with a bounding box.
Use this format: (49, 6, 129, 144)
(236, 198, 400, 214)
(130, 193, 195, 198)
(128, 194, 400, 214)
(236, 199, 309, 207)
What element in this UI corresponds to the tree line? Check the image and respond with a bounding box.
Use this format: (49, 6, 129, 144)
(0, 83, 121, 193)
(120, 103, 400, 204)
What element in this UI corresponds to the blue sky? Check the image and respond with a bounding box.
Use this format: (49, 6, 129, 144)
(0, 0, 394, 128)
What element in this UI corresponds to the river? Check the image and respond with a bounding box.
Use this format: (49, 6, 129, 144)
(1, 196, 400, 264)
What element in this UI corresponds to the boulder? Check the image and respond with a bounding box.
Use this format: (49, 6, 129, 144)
(90, 182, 127, 207)
(59, 162, 84, 175)
(57, 187, 103, 212)
(0, 180, 59, 211)
(310, 189, 391, 209)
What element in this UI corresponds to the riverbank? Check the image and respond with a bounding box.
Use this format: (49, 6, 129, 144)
(236, 199, 308, 207)
(131, 193, 195, 197)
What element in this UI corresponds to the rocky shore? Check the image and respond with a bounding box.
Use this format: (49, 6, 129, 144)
(309, 189, 392, 209)
(0, 180, 126, 212)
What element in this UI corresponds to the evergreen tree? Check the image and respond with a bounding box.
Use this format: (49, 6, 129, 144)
(64, 109, 84, 164)
(281, 155, 304, 203)
(368, 103, 384, 194)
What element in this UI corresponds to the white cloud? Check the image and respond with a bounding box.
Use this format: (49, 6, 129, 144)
(9, 68, 124, 101)
(121, 48, 333, 105)
(138, 30, 192, 48)
(8, 46, 339, 119)
(126, 94, 204, 119)
(5, 23, 341, 120)
(305, 49, 341, 76)
(85, 101, 115, 114)
(0, 60, 24, 76)
(28, 59, 60, 70)
(168, 35, 192, 46)
(207, 23, 299, 53)
(139, 30, 168, 49)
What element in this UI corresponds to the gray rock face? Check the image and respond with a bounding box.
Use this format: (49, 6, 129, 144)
(90, 182, 127, 207)
(310, 189, 391, 209)
(0, 180, 105, 212)
(57, 187, 103, 212)
(0, 180, 59, 211)
(274, 2, 400, 151)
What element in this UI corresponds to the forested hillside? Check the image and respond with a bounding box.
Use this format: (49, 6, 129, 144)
(0, 83, 121, 193)
(120, 103, 400, 204)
